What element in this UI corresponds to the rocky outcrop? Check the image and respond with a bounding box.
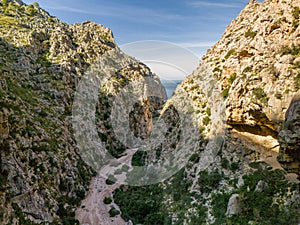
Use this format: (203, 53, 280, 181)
(175, 0, 300, 174)
(0, 0, 166, 224)
(112, 1, 300, 225)
(278, 95, 300, 176)
(167, 0, 300, 222)
(225, 194, 241, 216)
(1, 0, 299, 224)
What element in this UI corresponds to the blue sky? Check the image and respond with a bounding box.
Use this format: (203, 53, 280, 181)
(23, 0, 250, 79)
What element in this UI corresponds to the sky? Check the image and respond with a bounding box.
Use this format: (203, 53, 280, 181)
(23, 0, 250, 79)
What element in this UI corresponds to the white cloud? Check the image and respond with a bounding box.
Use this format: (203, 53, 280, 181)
(146, 62, 188, 80)
(31, 1, 187, 26)
(189, 1, 242, 8)
(121, 41, 200, 79)
(44, 5, 94, 14)
(177, 41, 215, 48)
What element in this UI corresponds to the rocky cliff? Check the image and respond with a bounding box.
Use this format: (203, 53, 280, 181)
(0, 0, 299, 224)
(0, 0, 166, 224)
(169, 0, 300, 179)
(200, 0, 300, 176)
(112, 0, 300, 224)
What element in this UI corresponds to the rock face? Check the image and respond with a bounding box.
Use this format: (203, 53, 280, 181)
(278, 95, 300, 176)
(0, 0, 166, 224)
(112, 0, 300, 225)
(225, 194, 241, 216)
(1, 0, 299, 224)
(176, 0, 300, 174)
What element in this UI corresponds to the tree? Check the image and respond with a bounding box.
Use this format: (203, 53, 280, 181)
(32, 2, 39, 8)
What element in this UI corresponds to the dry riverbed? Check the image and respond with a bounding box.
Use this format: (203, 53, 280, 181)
(76, 149, 137, 225)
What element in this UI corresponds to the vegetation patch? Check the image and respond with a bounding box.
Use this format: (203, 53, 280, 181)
(104, 196, 112, 204)
(228, 73, 237, 84)
(0, 15, 18, 26)
(222, 88, 230, 99)
(294, 73, 300, 91)
(292, 7, 299, 31)
(211, 163, 299, 225)
(198, 169, 223, 193)
(109, 207, 120, 217)
(245, 29, 257, 38)
(224, 49, 236, 59)
(132, 149, 147, 166)
(280, 44, 300, 57)
(252, 87, 268, 104)
(202, 116, 211, 126)
(113, 169, 206, 224)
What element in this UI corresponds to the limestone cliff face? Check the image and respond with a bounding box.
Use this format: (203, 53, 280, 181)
(176, 0, 300, 176)
(162, 0, 300, 222)
(111, 1, 299, 225)
(278, 95, 300, 175)
(0, 1, 166, 224)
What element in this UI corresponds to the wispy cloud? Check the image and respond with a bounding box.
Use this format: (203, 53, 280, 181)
(45, 5, 95, 15)
(38, 2, 187, 26)
(178, 41, 215, 48)
(189, 1, 242, 8)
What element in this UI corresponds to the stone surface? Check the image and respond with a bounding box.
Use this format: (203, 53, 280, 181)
(1, 0, 300, 224)
(225, 194, 241, 216)
(278, 95, 300, 176)
(0, 1, 166, 224)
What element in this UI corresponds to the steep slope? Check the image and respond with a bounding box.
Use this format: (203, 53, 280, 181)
(200, 0, 300, 175)
(0, 1, 166, 224)
(113, 0, 300, 224)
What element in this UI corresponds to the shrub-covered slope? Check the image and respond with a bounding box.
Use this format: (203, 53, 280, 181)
(0, 0, 166, 224)
(113, 0, 300, 224)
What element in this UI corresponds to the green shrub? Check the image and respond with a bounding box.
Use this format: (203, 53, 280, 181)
(121, 164, 130, 172)
(280, 44, 300, 56)
(242, 66, 252, 73)
(12, 203, 36, 225)
(26, 4, 37, 16)
(292, 6, 299, 19)
(205, 107, 211, 116)
(113, 184, 165, 223)
(106, 174, 116, 185)
(132, 150, 147, 166)
(189, 153, 200, 163)
(253, 87, 268, 104)
(295, 73, 300, 91)
(222, 88, 229, 99)
(213, 67, 222, 73)
(228, 73, 237, 84)
(1, 0, 8, 7)
(113, 170, 195, 224)
(292, 7, 300, 31)
(198, 169, 223, 193)
(0, 15, 18, 26)
(32, 2, 39, 8)
(245, 29, 257, 38)
(221, 158, 230, 169)
(62, 217, 80, 225)
(202, 116, 211, 126)
(212, 164, 299, 225)
(211, 192, 231, 224)
(103, 196, 112, 204)
(224, 49, 236, 59)
(75, 189, 85, 199)
(275, 92, 282, 99)
(230, 162, 239, 171)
